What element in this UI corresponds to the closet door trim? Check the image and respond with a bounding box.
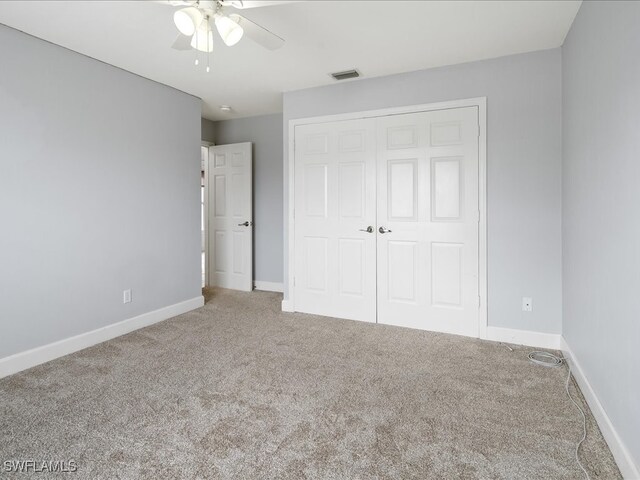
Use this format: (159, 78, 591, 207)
(285, 97, 487, 340)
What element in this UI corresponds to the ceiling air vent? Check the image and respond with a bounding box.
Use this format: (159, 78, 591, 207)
(330, 69, 361, 81)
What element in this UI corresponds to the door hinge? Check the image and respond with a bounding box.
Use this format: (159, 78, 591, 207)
(477, 124, 481, 138)
(477, 295, 481, 309)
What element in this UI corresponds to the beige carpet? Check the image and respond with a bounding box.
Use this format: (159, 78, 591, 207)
(0, 288, 621, 479)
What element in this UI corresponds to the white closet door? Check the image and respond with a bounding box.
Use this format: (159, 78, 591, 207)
(208, 142, 253, 291)
(293, 119, 377, 322)
(376, 107, 479, 336)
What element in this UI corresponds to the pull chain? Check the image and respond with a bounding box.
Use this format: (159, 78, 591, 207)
(206, 17, 211, 72)
(194, 33, 199, 66)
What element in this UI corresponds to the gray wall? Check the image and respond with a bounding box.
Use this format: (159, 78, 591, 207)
(0, 25, 202, 359)
(213, 114, 284, 284)
(201, 118, 215, 144)
(283, 48, 563, 334)
(563, 1, 640, 468)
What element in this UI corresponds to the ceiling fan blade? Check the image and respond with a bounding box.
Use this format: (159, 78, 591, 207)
(171, 34, 194, 51)
(221, 1, 297, 9)
(230, 13, 284, 50)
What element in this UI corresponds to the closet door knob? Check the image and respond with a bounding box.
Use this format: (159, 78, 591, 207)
(359, 226, 374, 233)
(238, 221, 253, 227)
(379, 226, 392, 234)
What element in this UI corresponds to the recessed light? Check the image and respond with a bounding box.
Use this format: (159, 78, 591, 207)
(220, 105, 232, 113)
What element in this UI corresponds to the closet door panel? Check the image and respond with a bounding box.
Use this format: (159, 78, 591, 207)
(293, 119, 377, 322)
(376, 107, 479, 337)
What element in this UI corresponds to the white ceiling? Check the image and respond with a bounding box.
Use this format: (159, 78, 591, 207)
(0, 0, 581, 120)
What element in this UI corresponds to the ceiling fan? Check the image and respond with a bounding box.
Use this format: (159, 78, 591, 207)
(164, 0, 286, 58)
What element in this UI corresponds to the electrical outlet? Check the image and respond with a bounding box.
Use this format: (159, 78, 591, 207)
(123, 289, 132, 304)
(522, 297, 532, 312)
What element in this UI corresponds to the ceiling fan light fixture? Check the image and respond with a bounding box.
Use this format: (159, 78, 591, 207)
(174, 7, 204, 36)
(215, 14, 244, 47)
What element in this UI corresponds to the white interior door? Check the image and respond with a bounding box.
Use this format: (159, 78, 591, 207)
(293, 119, 377, 322)
(376, 107, 479, 336)
(208, 142, 253, 291)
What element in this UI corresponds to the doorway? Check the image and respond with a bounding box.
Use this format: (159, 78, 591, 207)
(201, 145, 208, 288)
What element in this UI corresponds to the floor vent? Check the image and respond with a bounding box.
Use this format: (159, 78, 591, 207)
(330, 69, 360, 81)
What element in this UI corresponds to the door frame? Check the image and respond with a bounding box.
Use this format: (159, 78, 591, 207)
(286, 97, 488, 339)
(202, 141, 213, 287)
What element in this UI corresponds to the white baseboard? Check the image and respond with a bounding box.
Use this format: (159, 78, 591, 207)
(561, 337, 640, 480)
(485, 326, 562, 349)
(254, 281, 284, 293)
(281, 299, 294, 312)
(0, 296, 204, 379)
